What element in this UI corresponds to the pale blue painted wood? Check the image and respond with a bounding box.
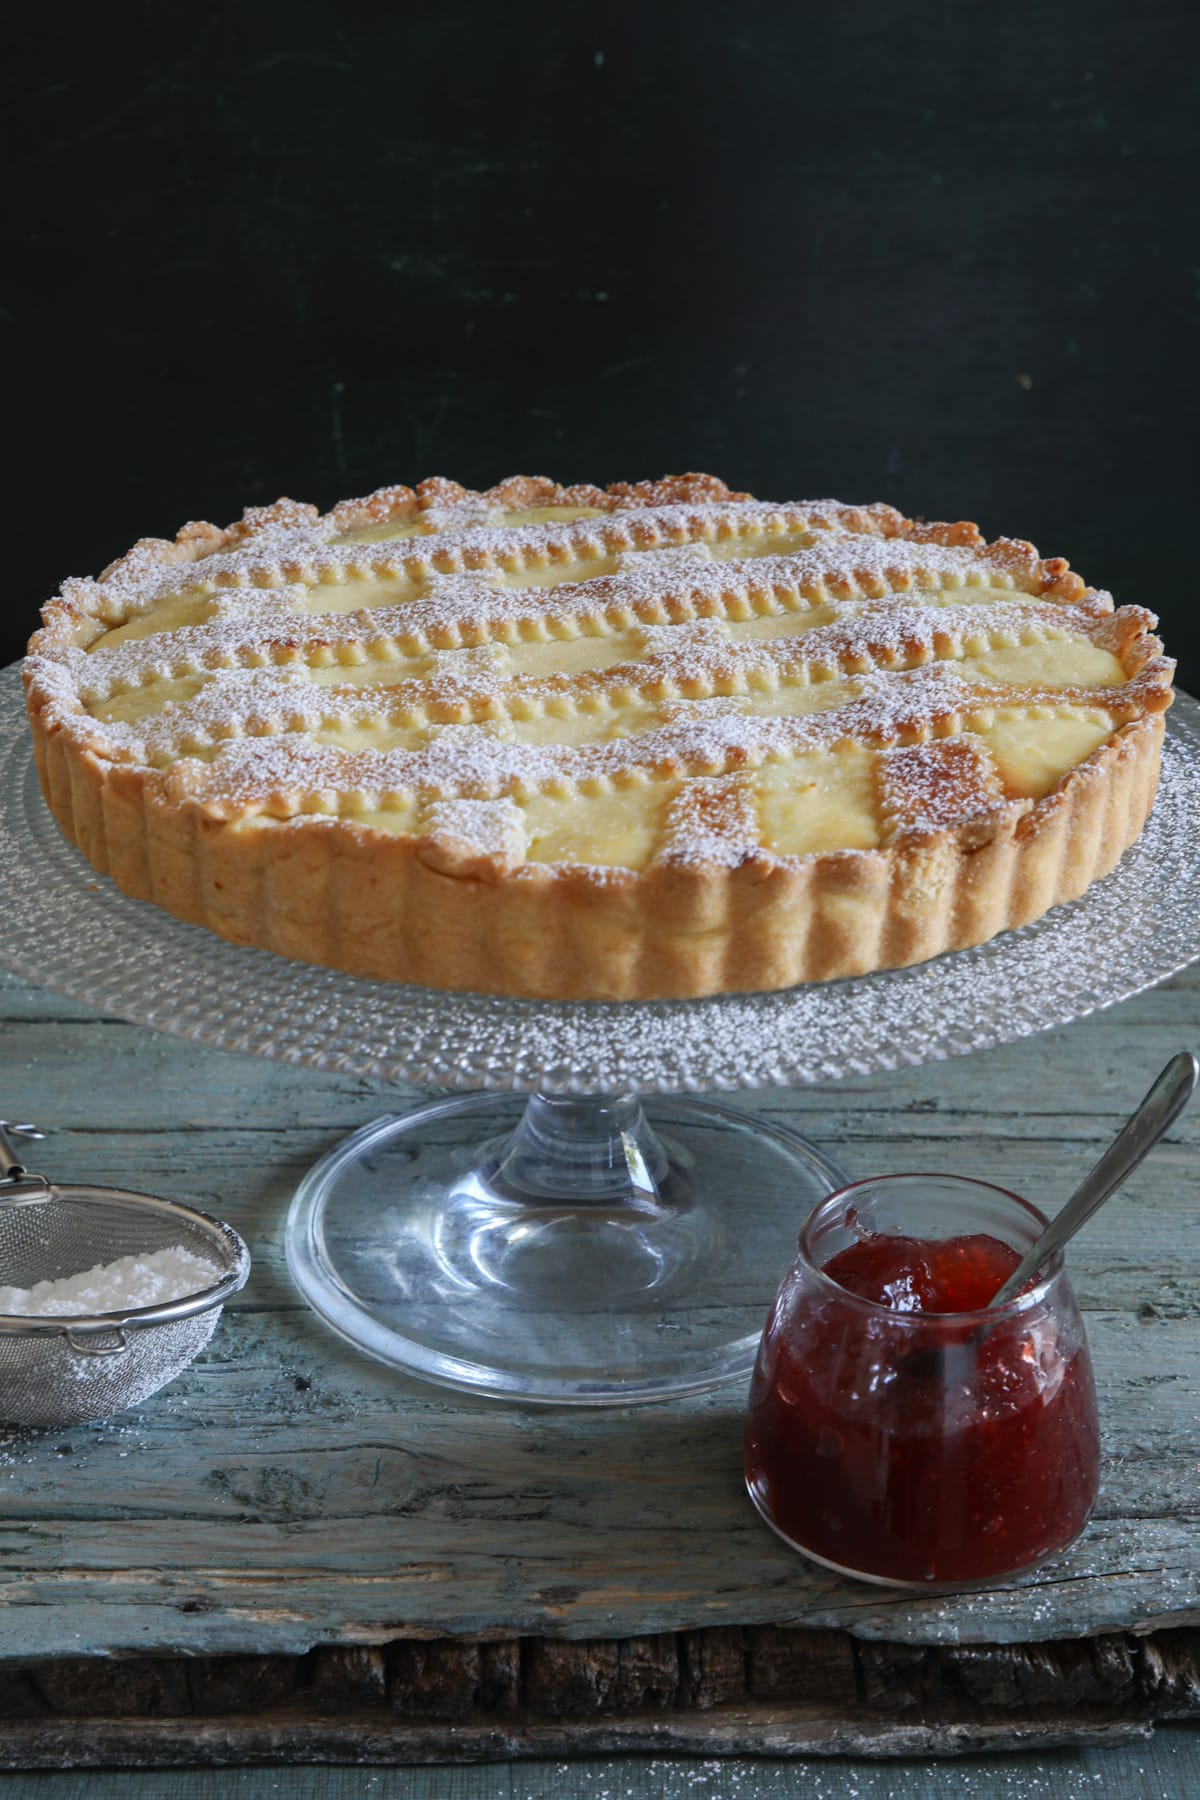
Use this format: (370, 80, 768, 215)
(0, 965, 1196, 1663)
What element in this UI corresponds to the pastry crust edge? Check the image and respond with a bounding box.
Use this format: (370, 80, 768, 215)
(25, 688, 1166, 1001)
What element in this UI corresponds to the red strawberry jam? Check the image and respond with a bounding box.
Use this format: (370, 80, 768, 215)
(745, 1227, 1100, 1585)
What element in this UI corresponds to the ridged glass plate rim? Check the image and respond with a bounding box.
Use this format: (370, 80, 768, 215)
(3, 664, 1199, 1095)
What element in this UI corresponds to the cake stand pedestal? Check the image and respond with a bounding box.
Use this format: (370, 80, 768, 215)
(286, 1093, 844, 1402)
(4, 665, 1200, 1404)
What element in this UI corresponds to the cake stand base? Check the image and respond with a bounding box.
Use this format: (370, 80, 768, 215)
(285, 1094, 847, 1405)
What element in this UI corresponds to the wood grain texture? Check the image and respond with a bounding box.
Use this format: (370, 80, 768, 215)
(1, 1624, 1196, 1751)
(0, 959, 1197, 1768)
(3, 1728, 1200, 1799)
(2, 1729, 1200, 1798)
(0, 1709, 1163, 1773)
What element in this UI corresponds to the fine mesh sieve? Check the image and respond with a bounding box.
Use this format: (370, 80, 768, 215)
(0, 1124, 251, 1427)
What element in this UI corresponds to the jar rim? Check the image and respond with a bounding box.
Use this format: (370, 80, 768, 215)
(797, 1172, 1065, 1324)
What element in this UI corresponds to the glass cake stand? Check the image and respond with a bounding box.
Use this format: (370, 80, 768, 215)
(4, 665, 1200, 1404)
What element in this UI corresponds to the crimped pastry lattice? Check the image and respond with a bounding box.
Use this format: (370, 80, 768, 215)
(24, 473, 1173, 1000)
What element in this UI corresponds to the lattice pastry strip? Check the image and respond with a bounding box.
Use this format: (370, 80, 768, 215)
(658, 774, 763, 869)
(55, 593, 1144, 772)
(878, 736, 1011, 844)
(61, 532, 1089, 680)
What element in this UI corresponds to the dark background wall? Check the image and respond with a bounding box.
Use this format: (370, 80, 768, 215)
(7, 1, 1199, 685)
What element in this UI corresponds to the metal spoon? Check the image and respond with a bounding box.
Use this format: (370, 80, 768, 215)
(987, 1050, 1199, 1308)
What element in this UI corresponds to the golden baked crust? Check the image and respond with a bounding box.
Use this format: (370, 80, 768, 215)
(24, 473, 1174, 1000)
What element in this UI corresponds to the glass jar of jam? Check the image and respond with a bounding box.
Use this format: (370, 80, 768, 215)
(744, 1175, 1100, 1587)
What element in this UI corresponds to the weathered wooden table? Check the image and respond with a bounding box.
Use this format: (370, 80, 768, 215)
(0, 958, 1197, 1782)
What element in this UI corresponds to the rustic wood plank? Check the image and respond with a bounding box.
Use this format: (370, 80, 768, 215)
(0, 1705, 1169, 1770)
(5, 1625, 1196, 1756)
(2, 1728, 1199, 1797)
(0, 967, 1197, 1686)
(0, 1518, 1196, 1657)
(0, 1298, 1193, 1653)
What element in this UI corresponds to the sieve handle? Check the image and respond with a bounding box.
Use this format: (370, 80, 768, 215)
(0, 1123, 50, 1199)
(65, 1326, 128, 1356)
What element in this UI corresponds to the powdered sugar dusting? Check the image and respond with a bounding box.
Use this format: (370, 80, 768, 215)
(49, 497, 895, 630)
(426, 797, 527, 861)
(169, 666, 970, 809)
(47, 543, 1057, 698)
(880, 737, 1011, 838)
(659, 774, 762, 868)
(25, 482, 1169, 868)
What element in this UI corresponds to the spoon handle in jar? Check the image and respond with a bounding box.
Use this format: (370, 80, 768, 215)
(988, 1050, 1199, 1308)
